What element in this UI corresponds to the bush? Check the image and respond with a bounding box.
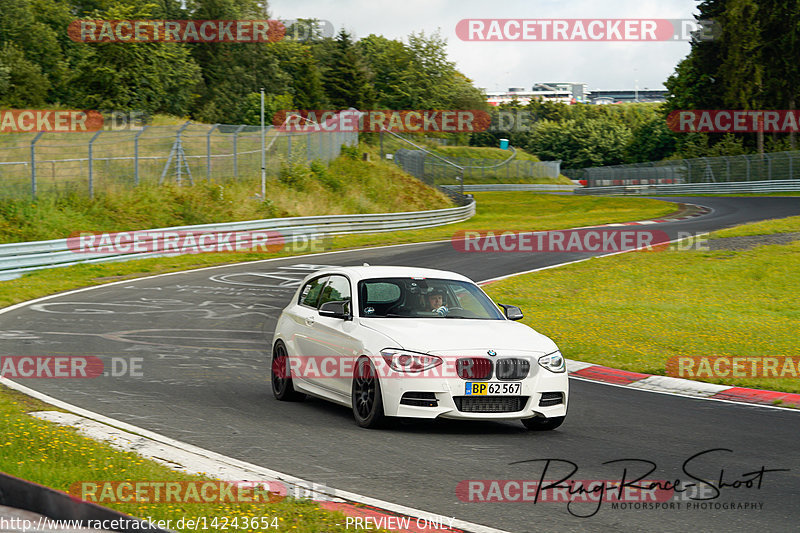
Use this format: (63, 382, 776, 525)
(339, 144, 361, 160)
(310, 160, 343, 191)
(278, 161, 312, 190)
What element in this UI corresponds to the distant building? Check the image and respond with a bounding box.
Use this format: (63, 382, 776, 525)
(485, 82, 587, 106)
(484, 83, 666, 105)
(587, 90, 667, 104)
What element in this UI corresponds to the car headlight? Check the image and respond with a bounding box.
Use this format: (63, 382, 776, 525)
(538, 351, 565, 373)
(380, 349, 442, 372)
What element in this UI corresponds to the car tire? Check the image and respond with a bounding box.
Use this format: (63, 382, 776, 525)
(522, 415, 565, 431)
(352, 357, 386, 429)
(271, 341, 305, 401)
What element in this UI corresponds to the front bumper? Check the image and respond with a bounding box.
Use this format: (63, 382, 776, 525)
(379, 358, 569, 420)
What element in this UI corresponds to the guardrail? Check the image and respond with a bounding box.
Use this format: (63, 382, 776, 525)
(0, 472, 169, 532)
(0, 201, 476, 280)
(575, 179, 800, 196)
(442, 184, 580, 192)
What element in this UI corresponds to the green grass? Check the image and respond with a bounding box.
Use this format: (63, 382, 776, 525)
(461, 174, 574, 185)
(483, 226, 800, 396)
(711, 214, 800, 238)
(0, 385, 367, 532)
(433, 145, 541, 160)
(0, 192, 676, 308)
(423, 144, 576, 184)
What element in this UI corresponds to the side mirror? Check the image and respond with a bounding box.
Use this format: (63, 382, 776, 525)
(319, 300, 351, 320)
(499, 304, 524, 321)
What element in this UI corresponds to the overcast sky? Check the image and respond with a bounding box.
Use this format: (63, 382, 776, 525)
(269, 0, 700, 93)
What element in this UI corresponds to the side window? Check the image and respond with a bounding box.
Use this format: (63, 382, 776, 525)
(299, 276, 329, 308)
(452, 285, 484, 314)
(318, 275, 352, 307)
(364, 282, 401, 303)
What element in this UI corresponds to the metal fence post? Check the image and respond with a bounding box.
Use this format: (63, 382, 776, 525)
(134, 126, 147, 186)
(88, 130, 103, 197)
(233, 125, 245, 180)
(207, 124, 219, 182)
(287, 133, 292, 160)
(30, 132, 45, 200)
(768, 154, 772, 180)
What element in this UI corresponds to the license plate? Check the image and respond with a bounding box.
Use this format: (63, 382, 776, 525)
(465, 382, 521, 395)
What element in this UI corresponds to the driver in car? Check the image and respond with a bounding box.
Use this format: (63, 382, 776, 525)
(427, 289, 448, 316)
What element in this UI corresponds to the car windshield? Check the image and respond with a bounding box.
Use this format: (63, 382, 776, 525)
(357, 277, 505, 319)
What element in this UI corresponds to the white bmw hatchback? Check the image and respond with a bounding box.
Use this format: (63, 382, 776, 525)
(270, 265, 568, 429)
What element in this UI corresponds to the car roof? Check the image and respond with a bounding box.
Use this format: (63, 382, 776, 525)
(306, 265, 475, 284)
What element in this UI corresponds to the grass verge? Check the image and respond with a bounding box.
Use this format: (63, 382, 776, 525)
(0, 146, 451, 243)
(0, 385, 363, 532)
(483, 216, 800, 395)
(0, 193, 675, 308)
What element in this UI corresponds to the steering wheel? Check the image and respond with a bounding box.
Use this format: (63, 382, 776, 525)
(385, 302, 408, 316)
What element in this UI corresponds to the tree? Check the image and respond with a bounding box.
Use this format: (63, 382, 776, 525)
(526, 117, 633, 168)
(664, 0, 726, 112)
(188, 0, 290, 123)
(0, 43, 49, 106)
(357, 34, 416, 108)
(323, 30, 374, 109)
(275, 42, 327, 109)
(67, 2, 201, 115)
(757, 0, 800, 148)
(625, 117, 678, 163)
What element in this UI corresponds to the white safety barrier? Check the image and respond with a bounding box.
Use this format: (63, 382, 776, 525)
(576, 179, 800, 195)
(0, 201, 476, 280)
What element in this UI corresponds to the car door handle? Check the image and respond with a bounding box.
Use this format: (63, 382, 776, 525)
(305, 316, 315, 326)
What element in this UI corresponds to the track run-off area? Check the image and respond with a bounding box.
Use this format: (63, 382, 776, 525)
(2, 196, 799, 532)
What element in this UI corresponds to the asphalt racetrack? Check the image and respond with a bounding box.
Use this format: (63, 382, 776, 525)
(2, 196, 800, 532)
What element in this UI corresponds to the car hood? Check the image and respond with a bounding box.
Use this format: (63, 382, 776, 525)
(359, 318, 557, 354)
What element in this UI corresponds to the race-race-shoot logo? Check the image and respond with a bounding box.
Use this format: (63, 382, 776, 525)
(455, 19, 717, 42)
